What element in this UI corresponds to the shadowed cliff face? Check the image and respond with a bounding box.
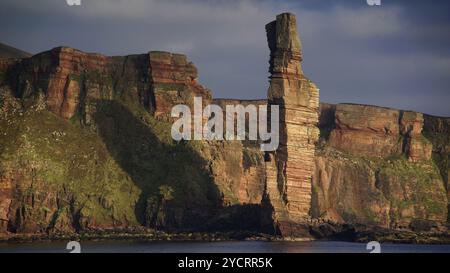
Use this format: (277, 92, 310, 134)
(93, 99, 222, 229)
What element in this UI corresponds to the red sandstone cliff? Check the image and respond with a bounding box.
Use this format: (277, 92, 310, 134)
(313, 103, 449, 231)
(0, 46, 262, 234)
(327, 103, 432, 162)
(2, 47, 211, 122)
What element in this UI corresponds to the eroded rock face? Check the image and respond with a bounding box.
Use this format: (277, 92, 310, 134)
(209, 99, 267, 205)
(3, 47, 210, 122)
(401, 111, 433, 162)
(264, 13, 320, 236)
(0, 175, 13, 232)
(423, 115, 450, 222)
(0, 48, 216, 234)
(202, 141, 265, 206)
(329, 104, 402, 157)
(312, 149, 448, 230)
(149, 51, 212, 119)
(329, 104, 432, 162)
(314, 104, 449, 229)
(312, 152, 389, 226)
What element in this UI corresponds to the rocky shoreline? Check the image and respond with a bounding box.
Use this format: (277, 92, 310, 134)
(309, 222, 450, 245)
(0, 229, 278, 244)
(1, 224, 449, 245)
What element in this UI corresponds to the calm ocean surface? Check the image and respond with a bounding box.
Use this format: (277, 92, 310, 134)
(1, 240, 450, 253)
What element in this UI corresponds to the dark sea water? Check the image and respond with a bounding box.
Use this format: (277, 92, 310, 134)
(1, 240, 450, 253)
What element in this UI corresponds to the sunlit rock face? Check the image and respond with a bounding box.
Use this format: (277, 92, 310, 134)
(328, 104, 432, 162)
(264, 13, 320, 236)
(3, 47, 211, 123)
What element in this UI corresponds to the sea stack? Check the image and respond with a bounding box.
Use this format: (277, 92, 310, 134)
(264, 13, 320, 236)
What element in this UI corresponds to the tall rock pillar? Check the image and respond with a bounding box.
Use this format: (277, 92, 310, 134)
(264, 13, 320, 236)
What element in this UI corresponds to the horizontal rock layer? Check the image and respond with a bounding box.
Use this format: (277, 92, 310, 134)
(265, 13, 320, 237)
(2, 47, 211, 122)
(327, 103, 432, 162)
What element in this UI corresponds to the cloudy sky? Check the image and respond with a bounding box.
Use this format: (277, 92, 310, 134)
(1, 0, 449, 116)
